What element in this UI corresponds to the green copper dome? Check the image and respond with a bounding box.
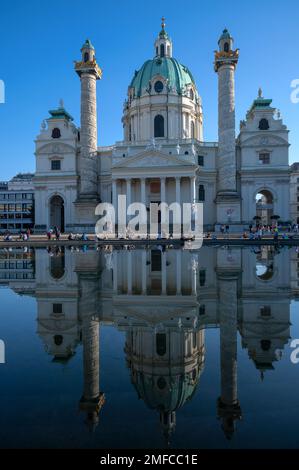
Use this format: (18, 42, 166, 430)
(129, 57, 197, 98)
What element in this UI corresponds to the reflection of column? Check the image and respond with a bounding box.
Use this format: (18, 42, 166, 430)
(162, 252, 167, 294)
(127, 251, 132, 294)
(79, 274, 104, 432)
(176, 250, 181, 295)
(113, 252, 118, 293)
(217, 270, 241, 439)
(191, 264, 197, 295)
(142, 251, 147, 294)
(175, 177, 181, 204)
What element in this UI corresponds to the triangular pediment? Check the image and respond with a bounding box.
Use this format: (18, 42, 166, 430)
(112, 148, 196, 169)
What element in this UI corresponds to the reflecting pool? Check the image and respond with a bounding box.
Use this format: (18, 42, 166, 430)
(0, 244, 299, 449)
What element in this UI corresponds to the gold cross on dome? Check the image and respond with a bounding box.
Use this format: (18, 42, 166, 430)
(161, 17, 166, 29)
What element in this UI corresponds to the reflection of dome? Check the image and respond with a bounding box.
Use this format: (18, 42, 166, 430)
(130, 57, 198, 99)
(133, 370, 199, 412)
(125, 327, 205, 441)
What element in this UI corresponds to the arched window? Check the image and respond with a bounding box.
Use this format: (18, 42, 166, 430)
(52, 128, 61, 139)
(157, 377, 166, 390)
(224, 42, 229, 52)
(84, 52, 89, 62)
(167, 46, 170, 56)
(50, 253, 65, 279)
(154, 115, 164, 138)
(160, 44, 165, 57)
(156, 46, 158, 56)
(191, 121, 195, 139)
(156, 333, 166, 356)
(259, 118, 269, 130)
(190, 89, 194, 101)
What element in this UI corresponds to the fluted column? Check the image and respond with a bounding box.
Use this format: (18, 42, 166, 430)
(190, 176, 196, 203)
(141, 178, 146, 207)
(126, 179, 131, 225)
(175, 177, 181, 204)
(161, 177, 166, 204)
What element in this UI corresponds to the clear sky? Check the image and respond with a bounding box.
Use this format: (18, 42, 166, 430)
(0, 0, 298, 180)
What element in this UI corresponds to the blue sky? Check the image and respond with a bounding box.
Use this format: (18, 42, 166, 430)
(0, 0, 298, 180)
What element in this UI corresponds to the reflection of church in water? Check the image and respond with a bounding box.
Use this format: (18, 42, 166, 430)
(0, 244, 295, 439)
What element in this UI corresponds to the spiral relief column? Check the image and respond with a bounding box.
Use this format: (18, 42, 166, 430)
(74, 40, 102, 231)
(214, 29, 241, 226)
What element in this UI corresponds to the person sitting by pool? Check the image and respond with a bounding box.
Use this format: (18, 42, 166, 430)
(68, 233, 75, 241)
(81, 233, 89, 241)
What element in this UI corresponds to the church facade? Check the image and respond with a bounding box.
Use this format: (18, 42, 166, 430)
(34, 21, 291, 233)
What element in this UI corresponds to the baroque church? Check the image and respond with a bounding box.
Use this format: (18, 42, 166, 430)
(34, 19, 290, 233)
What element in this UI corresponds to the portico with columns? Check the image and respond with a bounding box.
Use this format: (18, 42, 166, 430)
(111, 147, 198, 226)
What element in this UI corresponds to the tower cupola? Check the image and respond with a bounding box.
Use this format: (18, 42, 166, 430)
(218, 28, 234, 53)
(81, 39, 95, 63)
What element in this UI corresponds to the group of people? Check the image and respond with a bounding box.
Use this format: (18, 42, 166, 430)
(46, 226, 61, 240)
(2, 228, 31, 242)
(67, 232, 90, 241)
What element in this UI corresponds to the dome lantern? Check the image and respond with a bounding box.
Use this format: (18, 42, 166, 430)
(154, 17, 173, 58)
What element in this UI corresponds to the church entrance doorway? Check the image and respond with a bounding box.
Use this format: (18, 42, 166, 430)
(255, 190, 274, 225)
(50, 195, 65, 232)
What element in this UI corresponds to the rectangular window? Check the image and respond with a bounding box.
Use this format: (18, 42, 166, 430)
(51, 160, 61, 170)
(260, 306, 271, 316)
(53, 303, 63, 314)
(151, 250, 162, 272)
(199, 269, 206, 286)
(198, 155, 204, 166)
(199, 304, 206, 315)
(198, 185, 205, 202)
(259, 153, 270, 164)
